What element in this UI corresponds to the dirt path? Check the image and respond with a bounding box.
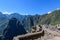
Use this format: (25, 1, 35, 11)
(48, 36, 60, 40)
(43, 27, 60, 36)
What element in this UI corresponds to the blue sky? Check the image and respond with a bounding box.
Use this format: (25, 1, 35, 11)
(0, 0, 60, 15)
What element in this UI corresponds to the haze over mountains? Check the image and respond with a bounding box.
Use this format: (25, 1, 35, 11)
(0, 9, 60, 35)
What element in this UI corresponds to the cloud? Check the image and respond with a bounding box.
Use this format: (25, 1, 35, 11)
(48, 8, 60, 14)
(48, 11, 51, 14)
(2, 11, 12, 15)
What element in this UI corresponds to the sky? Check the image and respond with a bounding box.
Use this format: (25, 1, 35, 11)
(0, 0, 60, 15)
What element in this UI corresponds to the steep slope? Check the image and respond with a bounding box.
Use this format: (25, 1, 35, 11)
(0, 12, 8, 35)
(3, 18, 27, 40)
(0, 9, 60, 35)
(9, 13, 26, 23)
(40, 10, 60, 25)
(22, 9, 60, 30)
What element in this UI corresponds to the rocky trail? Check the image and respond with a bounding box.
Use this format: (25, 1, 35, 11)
(38, 25, 60, 40)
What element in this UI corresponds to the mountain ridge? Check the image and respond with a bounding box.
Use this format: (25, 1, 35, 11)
(0, 9, 60, 34)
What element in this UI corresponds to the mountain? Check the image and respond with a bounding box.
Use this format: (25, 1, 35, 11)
(22, 9, 60, 32)
(39, 10, 60, 25)
(22, 15, 34, 32)
(0, 9, 60, 35)
(0, 12, 8, 21)
(9, 13, 26, 23)
(0, 12, 8, 35)
(3, 18, 27, 40)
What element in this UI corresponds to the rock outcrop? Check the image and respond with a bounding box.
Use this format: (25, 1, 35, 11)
(3, 18, 27, 40)
(31, 25, 42, 33)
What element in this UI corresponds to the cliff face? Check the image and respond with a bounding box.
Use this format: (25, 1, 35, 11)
(3, 18, 27, 40)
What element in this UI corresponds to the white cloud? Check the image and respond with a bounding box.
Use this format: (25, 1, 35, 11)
(2, 11, 12, 15)
(48, 11, 51, 14)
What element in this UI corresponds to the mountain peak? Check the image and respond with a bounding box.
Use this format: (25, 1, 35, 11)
(3, 18, 27, 40)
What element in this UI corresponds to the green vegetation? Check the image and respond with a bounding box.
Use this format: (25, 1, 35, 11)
(39, 10, 60, 25)
(0, 9, 60, 35)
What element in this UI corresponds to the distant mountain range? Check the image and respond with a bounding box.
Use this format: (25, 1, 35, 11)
(0, 9, 60, 35)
